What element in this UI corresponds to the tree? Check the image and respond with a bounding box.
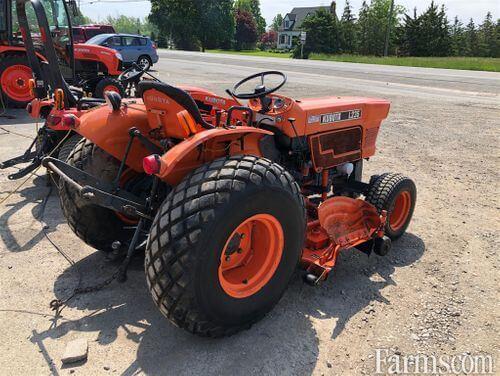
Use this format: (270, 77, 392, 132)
(234, 9, 258, 50)
(259, 30, 277, 50)
(464, 18, 479, 56)
(477, 12, 499, 57)
(450, 16, 466, 56)
(356, 0, 404, 56)
(399, 8, 421, 56)
(235, 0, 266, 36)
(293, 9, 339, 58)
(271, 14, 284, 32)
(339, 0, 357, 53)
(149, 0, 234, 51)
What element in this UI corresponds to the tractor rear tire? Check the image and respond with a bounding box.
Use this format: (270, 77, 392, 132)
(58, 139, 133, 252)
(145, 155, 306, 337)
(57, 134, 82, 162)
(366, 173, 416, 240)
(94, 77, 125, 99)
(0, 56, 34, 108)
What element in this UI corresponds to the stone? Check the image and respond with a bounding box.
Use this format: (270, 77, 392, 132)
(61, 338, 88, 364)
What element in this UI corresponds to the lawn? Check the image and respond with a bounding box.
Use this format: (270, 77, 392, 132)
(206, 49, 500, 72)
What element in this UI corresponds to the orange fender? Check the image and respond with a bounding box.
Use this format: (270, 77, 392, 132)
(157, 127, 273, 185)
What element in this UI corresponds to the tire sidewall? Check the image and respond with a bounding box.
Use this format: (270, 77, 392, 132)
(384, 179, 417, 239)
(193, 184, 304, 326)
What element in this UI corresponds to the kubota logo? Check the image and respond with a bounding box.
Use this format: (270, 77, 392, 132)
(204, 96, 226, 106)
(146, 95, 170, 104)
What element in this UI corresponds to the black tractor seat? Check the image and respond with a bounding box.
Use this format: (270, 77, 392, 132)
(138, 81, 214, 129)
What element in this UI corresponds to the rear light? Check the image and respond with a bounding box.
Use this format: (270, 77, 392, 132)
(47, 115, 62, 126)
(143, 154, 162, 175)
(54, 88, 64, 110)
(28, 79, 36, 97)
(152, 42, 157, 49)
(62, 114, 80, 128)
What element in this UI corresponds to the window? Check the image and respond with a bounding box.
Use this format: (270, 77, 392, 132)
(280, 34, 286, 44)
(139, 38, 148, 46)
(107, 36, 122, 46)
(284, 20, 289, 29)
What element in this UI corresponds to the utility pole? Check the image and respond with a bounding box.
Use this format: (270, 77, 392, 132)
(384, 0, 395, 57)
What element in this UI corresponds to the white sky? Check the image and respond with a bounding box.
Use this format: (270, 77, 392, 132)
(81, 0, 499, 25)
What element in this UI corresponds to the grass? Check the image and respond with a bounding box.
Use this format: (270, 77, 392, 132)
(206, 49, 500, 72)
(310, 54, 500, 72)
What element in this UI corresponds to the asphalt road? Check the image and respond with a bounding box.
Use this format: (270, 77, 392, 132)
(0, 52, 499, 375)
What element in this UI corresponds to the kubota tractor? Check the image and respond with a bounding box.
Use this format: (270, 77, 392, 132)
(44, 71, 416, 337)
(0, 0, 124, 108)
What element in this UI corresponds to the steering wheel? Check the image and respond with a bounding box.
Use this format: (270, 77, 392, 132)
(229, 71, 287, 100)
(118, 63, 146, 83)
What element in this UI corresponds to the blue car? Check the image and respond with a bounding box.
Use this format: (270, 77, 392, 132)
(85, 33, 159, 70)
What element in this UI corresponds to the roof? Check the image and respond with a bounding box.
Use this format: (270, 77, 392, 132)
(281, 6, 332, 31)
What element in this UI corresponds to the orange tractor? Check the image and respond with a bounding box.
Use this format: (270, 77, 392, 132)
(0, 0, 124, 108)
(45, 71, 416, 337)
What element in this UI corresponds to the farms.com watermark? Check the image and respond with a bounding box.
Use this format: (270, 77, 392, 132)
(375, 349, 495, 375)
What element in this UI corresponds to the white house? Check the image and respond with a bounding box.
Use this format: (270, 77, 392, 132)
(277, 3, 337, 50)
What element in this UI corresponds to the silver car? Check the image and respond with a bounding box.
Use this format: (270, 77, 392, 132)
(86, 33, 159, 70)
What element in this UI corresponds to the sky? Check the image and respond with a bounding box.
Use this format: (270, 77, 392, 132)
(80, 0, 499, 25)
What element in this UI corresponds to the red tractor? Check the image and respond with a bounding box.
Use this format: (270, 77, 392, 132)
(0, 0, 124, 108)
(45, 71, 417, 337)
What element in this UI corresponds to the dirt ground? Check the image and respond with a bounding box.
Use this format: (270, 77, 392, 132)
(0, 54, 499, 375)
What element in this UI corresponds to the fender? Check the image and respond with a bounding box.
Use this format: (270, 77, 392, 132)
(157, 127, 273, 185)
(0, 46, 48, 62)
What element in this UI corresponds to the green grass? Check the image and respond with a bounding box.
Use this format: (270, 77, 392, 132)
(207, 49, 292, 58)
(206, 49, 500, 72)
(310, 54, 500, 72)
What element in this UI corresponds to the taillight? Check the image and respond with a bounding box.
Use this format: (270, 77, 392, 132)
(143, 154, 162, 175)
(152, 42, 157, 49)
(47, 115, 62, 126)
(62, 114, 80, 128)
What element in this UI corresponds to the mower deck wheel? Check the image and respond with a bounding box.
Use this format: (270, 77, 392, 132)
(145, 155, 306, 337)
(366, 173, 417, 240)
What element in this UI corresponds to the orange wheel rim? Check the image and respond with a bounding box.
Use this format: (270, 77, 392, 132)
(218, 214, 284, 299)
(0, 65, 33, 102)
(389, 191, 412, 231)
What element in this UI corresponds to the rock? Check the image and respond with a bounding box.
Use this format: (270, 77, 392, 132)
(61, 338, 88, 364)
(326, 362, 332, 368)
(103, 366, 110, 371)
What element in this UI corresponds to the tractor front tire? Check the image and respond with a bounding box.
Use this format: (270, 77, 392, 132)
(59, 139, 133, 252)
(57, 134, 82, 162)
(366, 173, 417, 240)
(145, 155, 306, 337)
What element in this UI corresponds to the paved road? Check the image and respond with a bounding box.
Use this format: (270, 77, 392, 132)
(155, 50, 500, 105)
(0, 53, 499, 375)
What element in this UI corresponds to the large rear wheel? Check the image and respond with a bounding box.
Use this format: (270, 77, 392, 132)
(145, 155, 306, 337)
(59, 139, 144, 252)
(0, 56, 34, 108)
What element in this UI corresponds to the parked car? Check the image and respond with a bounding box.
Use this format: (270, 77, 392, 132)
(85, 33, 158, 70)
(72, 24, 116, 44)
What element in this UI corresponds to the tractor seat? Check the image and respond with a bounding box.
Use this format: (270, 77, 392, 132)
(138, 81, 214, 130)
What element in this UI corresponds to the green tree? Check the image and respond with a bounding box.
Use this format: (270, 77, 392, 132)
(293, 9, 339, 58)
(399, 8, 421, 56)
(464, 18, 479, 56)
(271, 13, 283, 32)
(149, 0, 234, 51)
(477, 12, 499, 57)
(339, 0, 357, 53)
(450, 16, 466, 56)
(356, 0, 404, 56)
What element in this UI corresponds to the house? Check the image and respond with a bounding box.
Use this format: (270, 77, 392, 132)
(277, 2, 337, 49)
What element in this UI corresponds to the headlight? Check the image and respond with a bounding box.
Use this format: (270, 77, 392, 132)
(115, 52, 123, 61)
